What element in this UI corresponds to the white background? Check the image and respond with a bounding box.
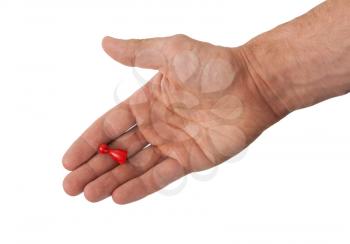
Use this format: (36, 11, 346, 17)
(0, 0, 349, 243)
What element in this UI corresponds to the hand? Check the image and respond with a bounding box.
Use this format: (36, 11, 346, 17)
(62, 34, 279, 204)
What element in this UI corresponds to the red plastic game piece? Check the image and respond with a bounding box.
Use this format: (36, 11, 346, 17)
(98, 144, 127, 164)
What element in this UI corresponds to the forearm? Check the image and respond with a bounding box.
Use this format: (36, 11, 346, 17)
(242, 0, 350, 116)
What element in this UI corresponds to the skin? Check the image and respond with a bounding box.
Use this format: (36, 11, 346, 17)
(63, 0, 350, 204)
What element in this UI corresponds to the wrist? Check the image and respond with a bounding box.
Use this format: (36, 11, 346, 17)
(239, 34, 296, 118)
(239, 0, 350, 116)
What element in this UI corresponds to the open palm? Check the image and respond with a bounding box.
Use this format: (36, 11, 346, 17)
(63, 35, 279, 204)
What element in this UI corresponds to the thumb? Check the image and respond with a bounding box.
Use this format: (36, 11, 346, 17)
(102, 36, 169, 70)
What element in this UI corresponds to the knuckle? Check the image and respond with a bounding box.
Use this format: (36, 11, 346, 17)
(167, 34, 192, 50)
(172, 34, 189, 41)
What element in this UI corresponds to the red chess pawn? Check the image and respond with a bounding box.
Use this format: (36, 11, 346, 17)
(98, 144, 128, 164)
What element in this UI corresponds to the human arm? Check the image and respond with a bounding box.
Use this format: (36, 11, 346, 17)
(62, 0, 350, 204)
